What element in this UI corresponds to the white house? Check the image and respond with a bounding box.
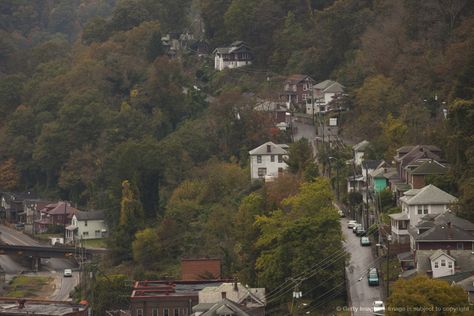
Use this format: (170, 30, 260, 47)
(66, 210, 107, 243)
(213, 41, 253, 71)
(352, 140, 370, 167)
(429, 250, 456, 278)
(249, 142, 288, 181)
(390, 184, 457, 243)
(306, 80, 344, 114)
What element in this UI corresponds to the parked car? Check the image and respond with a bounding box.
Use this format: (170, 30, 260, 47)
(373, 300, 385, 315)
(355, 226, 366, 236)
(63, 269, 72, 277)
(352, 223, 362, 233)
(368, 268, 379, 286)
(347, 220, 358, 228)
(360, 236, 370, 246)
(15, 223, 25, 230)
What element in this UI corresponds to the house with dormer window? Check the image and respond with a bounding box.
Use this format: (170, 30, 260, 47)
(389, 184, 457, 243)
(249, 142, 288, 181)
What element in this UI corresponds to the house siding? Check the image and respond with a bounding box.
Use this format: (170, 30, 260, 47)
(418, 241, 472, 250)
(76, 219, 106, 239)
(249, 154, 288, 181)
(430, 254, 455, 278)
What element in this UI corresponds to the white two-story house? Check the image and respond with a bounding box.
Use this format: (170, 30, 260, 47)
(213, 41, 253, 71)
(389, 184, 457, 243)
(66, 210, 107, 243)
(249, 142, 288, 181)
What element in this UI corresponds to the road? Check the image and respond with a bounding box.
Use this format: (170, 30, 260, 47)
(341, 218, 383, 315)
(0, 224, 78, 300)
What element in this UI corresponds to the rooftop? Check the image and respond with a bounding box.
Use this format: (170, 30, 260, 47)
(249, 141, 288, 156)
(0, 298, 88, 315)
(403, 184, 457, 205)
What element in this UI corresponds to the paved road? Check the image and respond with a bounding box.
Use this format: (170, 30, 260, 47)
(0, 224, 78, 300)
(341, 218, 383, 315)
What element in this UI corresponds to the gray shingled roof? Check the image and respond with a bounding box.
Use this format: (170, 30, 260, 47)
(75, 210, 105, 221)
(416, 224, 474, 241)
(362, 160, 382, 170)
(433, 212, 474, 231)
(389, 212, 409, 220)
(409, 160, 448, 175)
(249, 141, 288, 155)
(405, 185, 457, 205)
(429, 249, 454, 261)
(199, 299, 251, 316)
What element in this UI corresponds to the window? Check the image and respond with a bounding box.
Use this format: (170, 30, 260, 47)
(271, 155, 275, 162)
(278, 155, 283, 163)
(258, 168, 267, 177)
(152, 309, 158, 316)
(302, 94, 308, 100)
(137, 309, 143, 316)
(163, 309, 169, 316)
(84, 220, 88, 226)
(95, 230, 101, 237)
(417, 206, 423, 215)
(174, 309, 179, 316)
(278, 168, 283, 174)
(257, 155, 262, 163)
(441, 259, 446, 267)
(457, 242, 464, 250)
(434, 261, 439, 268)
(83, 231, 89, 237)
(181, 309, 188, 316)
(423, 206, 428, 214)
(448, 261, 453, 269)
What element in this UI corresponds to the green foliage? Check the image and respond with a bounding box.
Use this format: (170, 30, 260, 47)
(91, 274, 131, 316)
(255, 178, 345, 302)
(284, 138, 314, 175)
(387, 276, 470, 316)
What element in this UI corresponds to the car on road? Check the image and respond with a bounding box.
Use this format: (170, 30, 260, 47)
(63, 269, 72, 277)
(352, 223, 362, 233)
(360, 236, 370, 246)
(373, 300, 385, 315)
(355, 226, 366, 236)
(347, 220, 358, 228)
(368, 268, 379, 286)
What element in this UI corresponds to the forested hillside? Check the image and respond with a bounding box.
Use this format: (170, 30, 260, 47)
(1, 0, 474, 313)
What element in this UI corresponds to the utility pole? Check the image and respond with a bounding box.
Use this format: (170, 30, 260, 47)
(289, 278, 303, 315)
(63, 201, 67, 241)
(364, 164, 369, 230)
(335, 161, 340, 201)
(386, 235, 391, 298)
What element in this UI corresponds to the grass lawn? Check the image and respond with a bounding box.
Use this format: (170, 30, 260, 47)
(81, 238, 107, 248)
(5, 276, 53, 298)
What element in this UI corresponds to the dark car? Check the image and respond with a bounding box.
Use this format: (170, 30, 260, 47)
(368, 268, 379, 286)
(355, 226, 366, 236)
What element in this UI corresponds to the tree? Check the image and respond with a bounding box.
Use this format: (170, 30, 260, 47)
(109, 180, 145, 262)
(90, 274, 131, 315)
(387, 275, 470, 315)
(255, 178, 345, 304)
(284, 138, 314, 175)
(0, 158, 20, 191)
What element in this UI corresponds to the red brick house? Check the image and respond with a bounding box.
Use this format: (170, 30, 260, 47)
(281, 74, 315, 109)
(130, 280, 228, 316)
(34, 201, 79, 234)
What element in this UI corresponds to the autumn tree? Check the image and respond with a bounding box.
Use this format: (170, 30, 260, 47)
(255, 178, 346, 305)
(387, 275, 470, 315)
(0, 158, 20, 191)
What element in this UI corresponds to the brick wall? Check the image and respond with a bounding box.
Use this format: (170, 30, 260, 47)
(181, 259, 221, 280)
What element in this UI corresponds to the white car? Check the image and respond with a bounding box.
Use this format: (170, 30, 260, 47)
(63, 269, 72, 277)
(373, 300, 385, 315)
(347, 220, 358, 228)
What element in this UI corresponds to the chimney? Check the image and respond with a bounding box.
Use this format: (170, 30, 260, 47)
(221, 292, 226, 299)
(17, 299, 26, 309)
(233, 281, 238, 291)
(266, 145, 271, 153)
